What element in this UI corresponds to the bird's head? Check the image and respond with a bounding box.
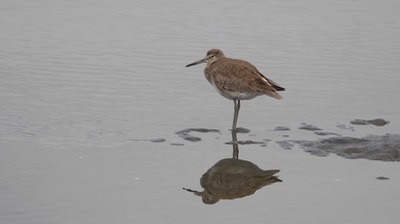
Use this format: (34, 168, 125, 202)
(186, 48, 225, 67)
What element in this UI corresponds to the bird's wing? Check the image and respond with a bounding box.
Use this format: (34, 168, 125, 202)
(214, 59, 283, 99)
(258, 73, 285, 91)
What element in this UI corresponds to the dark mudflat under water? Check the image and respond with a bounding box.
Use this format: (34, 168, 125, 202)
(169, 118, 399, 162)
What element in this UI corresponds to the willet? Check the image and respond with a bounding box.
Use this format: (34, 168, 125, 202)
(186, 49, 285, 132)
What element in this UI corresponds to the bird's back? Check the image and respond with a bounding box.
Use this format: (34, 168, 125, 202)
(204, 57, 284, 100)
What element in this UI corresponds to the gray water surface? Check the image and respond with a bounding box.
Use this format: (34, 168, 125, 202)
(1, 0, 399, 223)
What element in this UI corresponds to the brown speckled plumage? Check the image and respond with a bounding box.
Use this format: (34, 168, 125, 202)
(186, 48, 285, 131)
(202, 49, 284, 100)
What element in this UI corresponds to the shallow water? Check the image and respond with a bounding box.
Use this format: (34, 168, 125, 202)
(1, 0, 400, 223)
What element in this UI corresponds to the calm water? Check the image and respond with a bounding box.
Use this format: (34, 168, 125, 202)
(1, 0, 399, 223)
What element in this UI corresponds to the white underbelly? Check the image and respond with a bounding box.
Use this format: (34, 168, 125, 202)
(213, 86, 261, 100)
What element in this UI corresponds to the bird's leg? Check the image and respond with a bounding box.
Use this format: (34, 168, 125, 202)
(231, 115, 238, 144)
(231, 100, 239, 159)
(232, 142, 239, 159)
(232, 99, 241, 133)
(231, 126, 239, 159)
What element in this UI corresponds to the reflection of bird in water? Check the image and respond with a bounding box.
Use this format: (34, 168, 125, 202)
(183, 111, 281, 204)
(186, 49, 285, 132)
(183, 158, 281, 204)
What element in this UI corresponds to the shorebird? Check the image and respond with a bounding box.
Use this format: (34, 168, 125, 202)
(186, 49, 285, 132)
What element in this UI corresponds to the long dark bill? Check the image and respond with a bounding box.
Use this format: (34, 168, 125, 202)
(182, 187, 202, 196)
(186, 58, 206, 67)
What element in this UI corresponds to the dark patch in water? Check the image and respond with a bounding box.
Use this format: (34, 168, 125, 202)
(274, 126, 290, 131)
(237, 140, 264, 145)
(376, 176, 390, 180)
(129, 138, 166, 143)
(150, 138, 166, 143)
(288, 134, 400, 161)
(182, 135, 202, 142)
(320, 136, 367, 144)
(175, 128, 221, 142)
(276, 141, 294, 150)
(170, 143, 184, 146)
(299, 123, 322, 131)
(188, 128, 221, 133)
(225, 140, 266, 145)
(232, 127, 251, 133)
(350, 118, 389, 127)
(314, 131, 341, 136)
